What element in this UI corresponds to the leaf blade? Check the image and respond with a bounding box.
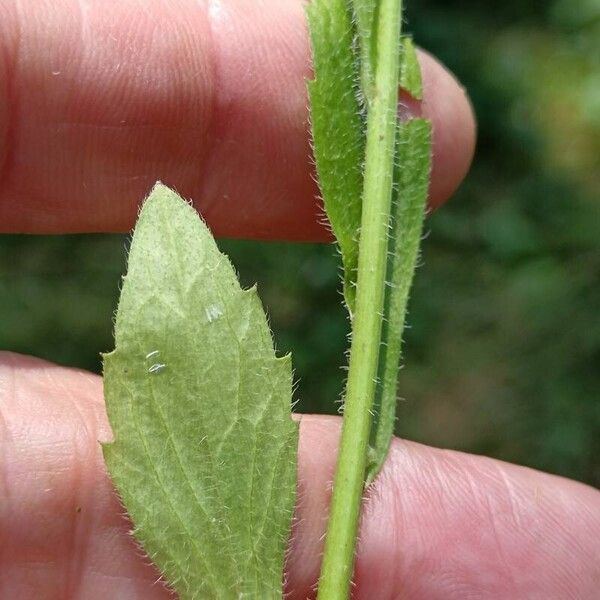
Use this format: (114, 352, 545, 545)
(103, 183, 298, 599)
(399, 37, 423, 100)
(307, 0, 365, 312)
(366, 117, 432, 484)
(351, 0, 378, 99)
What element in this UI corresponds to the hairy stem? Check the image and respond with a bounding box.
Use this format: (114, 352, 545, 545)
(316, 0, 403, 597)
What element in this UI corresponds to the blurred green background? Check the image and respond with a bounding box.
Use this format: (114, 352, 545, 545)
(1, 0, 598, 486)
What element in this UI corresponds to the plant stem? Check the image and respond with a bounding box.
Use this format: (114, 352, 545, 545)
(316, 1, 403, 598)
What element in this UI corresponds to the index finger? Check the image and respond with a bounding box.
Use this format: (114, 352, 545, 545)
(0, 0, 475, 239)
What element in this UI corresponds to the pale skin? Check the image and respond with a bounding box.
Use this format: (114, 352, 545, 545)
(0, 1, 598, 599)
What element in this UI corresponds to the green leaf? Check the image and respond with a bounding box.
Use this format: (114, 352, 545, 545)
(351, 0, 378, 99)
(307, 0, 364, 313)
(102, 183, 298, 599)
(399, 37, 423, 100)
(366, 118, 432, 484)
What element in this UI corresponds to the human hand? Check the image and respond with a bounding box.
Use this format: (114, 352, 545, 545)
(1, 2, 598, 599)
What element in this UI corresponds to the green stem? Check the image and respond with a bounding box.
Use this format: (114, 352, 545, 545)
(316, 1, 403, 598)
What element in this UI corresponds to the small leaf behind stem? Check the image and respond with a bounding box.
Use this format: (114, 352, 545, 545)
(103, 184, 298, 599)
(366, 117, 432, 483)
(366, 39, 432, 483)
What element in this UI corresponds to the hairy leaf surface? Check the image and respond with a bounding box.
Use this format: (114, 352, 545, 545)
(366, 39, 430, 482)
(307, 0, 364, 312)
(307, 2, 431, 483)
(351, 0, 378, 98)
(103, 184, 298, 599)
(399, 37, 423, 100)
(367, 118, 432, 483)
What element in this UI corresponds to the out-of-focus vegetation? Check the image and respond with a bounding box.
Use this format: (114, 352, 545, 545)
(1, 0, 598, 485)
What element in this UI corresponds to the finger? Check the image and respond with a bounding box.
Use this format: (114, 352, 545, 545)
(1, 355, 598, 599)
(288, 416, 600, 599)
(0, 0, 475, 239)
(0, 353, 172, 599)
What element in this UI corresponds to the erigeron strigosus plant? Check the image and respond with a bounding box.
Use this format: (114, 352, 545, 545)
(102, 0, 431, 598)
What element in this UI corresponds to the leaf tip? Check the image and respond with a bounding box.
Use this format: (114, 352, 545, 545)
(136, 182, 198, 228)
